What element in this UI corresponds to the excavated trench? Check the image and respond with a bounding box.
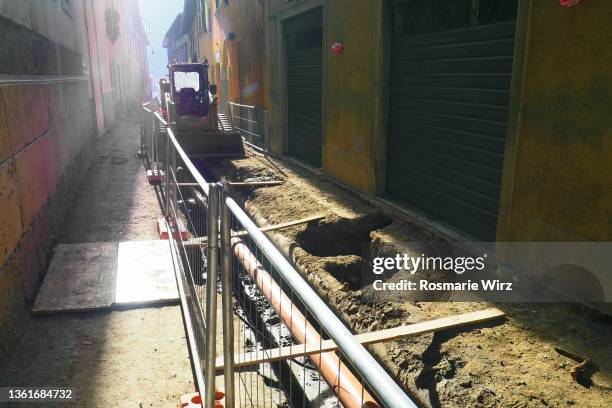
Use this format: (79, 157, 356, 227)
(294, 213, 392, 290)
(196, 158, 394, 290)
(185, 155, 612, 408)
(177, 181, 350, 407)
(296, 214, 392, 257)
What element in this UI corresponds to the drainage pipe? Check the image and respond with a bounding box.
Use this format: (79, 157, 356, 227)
(226, 196, 418, 408)
(232, 237, 379, 408)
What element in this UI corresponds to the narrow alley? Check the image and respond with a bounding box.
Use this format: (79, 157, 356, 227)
(1, 1, 611, 408)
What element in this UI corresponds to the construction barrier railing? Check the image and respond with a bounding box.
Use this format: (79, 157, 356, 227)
(228, 101, 266, 151)
(141, 105, 417, 408)
(140, 104, 154, 169)
(221, 191, 419, 408)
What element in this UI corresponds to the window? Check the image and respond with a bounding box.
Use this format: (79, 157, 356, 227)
(392, 0, 518, 36)
(105, 8, 120, 43)
(174, 72, 201, 91)
(207, 4, 212, 32)
(191, 35, 198, 62)
(198, 0, 207, 32)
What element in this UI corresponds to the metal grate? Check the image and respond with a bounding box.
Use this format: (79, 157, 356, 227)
(228, 102, 265, 150)
(392, 0, 518, 36)
(386, 0, 518, 240)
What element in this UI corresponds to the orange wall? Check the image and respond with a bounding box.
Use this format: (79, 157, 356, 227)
(194, 0, 266, 108)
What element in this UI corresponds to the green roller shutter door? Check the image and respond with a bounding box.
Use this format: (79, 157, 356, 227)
(285, 8, 323, 167)
(386, 0, 518, 240)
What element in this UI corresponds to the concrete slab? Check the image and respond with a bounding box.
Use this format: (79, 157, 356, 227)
(33, 240, 178, 314)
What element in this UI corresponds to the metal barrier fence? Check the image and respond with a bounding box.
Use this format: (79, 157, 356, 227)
(141, 105, 417, 408)
(140, 105, 167, 179)
(140, 106, 153, 168)
(228, 102, 265, 151)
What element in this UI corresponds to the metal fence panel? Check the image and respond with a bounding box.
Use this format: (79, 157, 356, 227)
(141, 105, 417, 408)
(228, 102, 266, 151)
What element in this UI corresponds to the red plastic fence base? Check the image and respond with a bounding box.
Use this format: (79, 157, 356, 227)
(157, 217, 189, 241)
(147, 163, 163, 184)
(180, 391, 225, 408)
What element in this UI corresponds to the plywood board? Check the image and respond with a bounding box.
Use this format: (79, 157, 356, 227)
(215, 308, 505, 370)
(33, 240, 179, 313)
(115, 240, 179, 306)
(33, 242, 118, 313)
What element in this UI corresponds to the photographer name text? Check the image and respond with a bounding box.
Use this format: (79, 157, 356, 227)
(372, 279, 512, 291)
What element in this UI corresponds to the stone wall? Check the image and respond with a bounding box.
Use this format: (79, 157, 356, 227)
(0, 1, 97, 363)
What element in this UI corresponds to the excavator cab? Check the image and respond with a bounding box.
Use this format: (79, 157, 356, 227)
(170, 63, 209, 117)
(162, 61, 244, 159)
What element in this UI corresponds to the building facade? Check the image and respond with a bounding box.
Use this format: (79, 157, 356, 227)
(164, 0, 266, 114)
(263, 0, 612, 243)
(0, 0, 149, 361)
(160, 0, 611, 243)
(85, 0, 150, 132)
(163, 14, 184, 64)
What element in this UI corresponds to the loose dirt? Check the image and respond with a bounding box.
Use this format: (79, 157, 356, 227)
(201, 152, 612, 408)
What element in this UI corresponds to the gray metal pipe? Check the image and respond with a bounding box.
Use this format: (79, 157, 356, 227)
(166, 127, 209, 195)
(220, 183, 235, 408)
(205, 183, 220, 408)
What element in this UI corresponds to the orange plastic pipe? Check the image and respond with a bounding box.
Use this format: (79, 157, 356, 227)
(232, 238, 380, 408)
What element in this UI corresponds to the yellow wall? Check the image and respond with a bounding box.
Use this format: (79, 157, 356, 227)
(194, 0, 266, 108)
(264, 0, 611, 241)
(264, 0, 382, 192)
(324, 0, 382, 193)
(223, 0, 266, 107)
(498, 0, 612, 241)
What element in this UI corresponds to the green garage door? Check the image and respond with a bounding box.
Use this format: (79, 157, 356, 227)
(386, 0, 518, 240)
(285, 8, 323, 167)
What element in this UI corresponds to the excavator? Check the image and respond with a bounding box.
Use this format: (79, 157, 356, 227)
(159, 59, 244, 158)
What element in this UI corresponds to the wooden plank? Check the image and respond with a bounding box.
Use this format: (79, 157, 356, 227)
(258, 213, 325, 232)
(33, 243, 118, 313)
(33, 241, 180, 313)
(215, 308, 504, 371)
(229, 180, 285, 187)
(177, 181, 284, 187)
(183, 213, 326, 247)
